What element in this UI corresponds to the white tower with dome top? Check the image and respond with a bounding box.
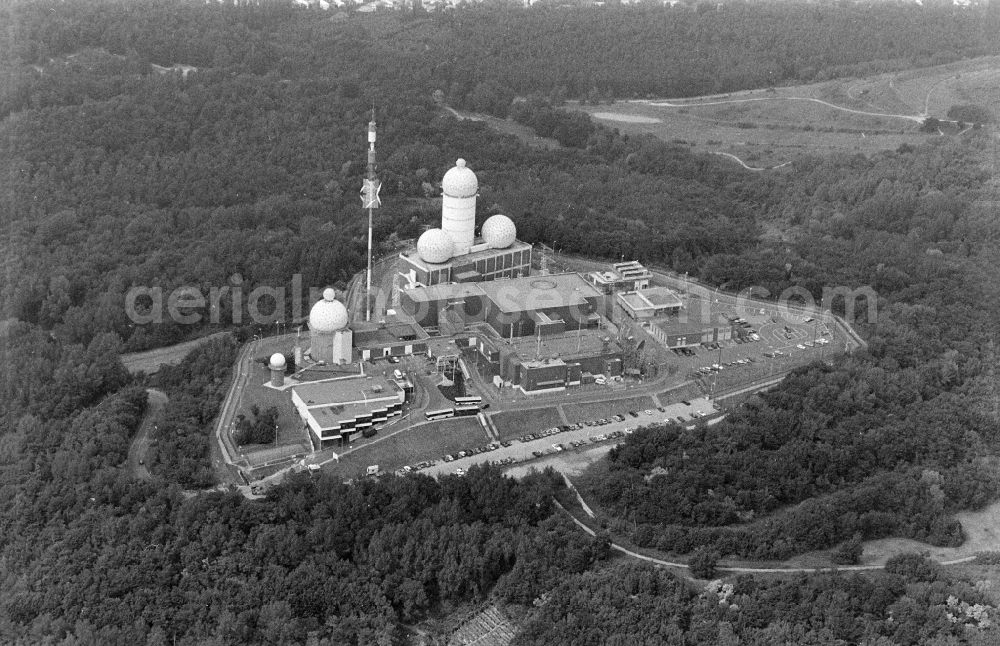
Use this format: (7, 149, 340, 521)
(441, 158, 478, 256)
(308, 288, 353, 364)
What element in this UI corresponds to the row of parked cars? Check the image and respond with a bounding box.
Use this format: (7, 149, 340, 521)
(528, 428, 635, 458)
(697, 358, 756, 374)
(394, 440, 517, 475)
(443, 440, 513, 463)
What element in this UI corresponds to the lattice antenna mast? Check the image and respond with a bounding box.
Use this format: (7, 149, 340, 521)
(361, 108, 381, 322)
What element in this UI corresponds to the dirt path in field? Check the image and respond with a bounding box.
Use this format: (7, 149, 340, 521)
(639, 95, 927, 123)
(710, 151, 792, 171)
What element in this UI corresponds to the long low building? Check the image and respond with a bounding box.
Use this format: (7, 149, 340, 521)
(291, 376, 405, 448)
(399, 272, 605, 338)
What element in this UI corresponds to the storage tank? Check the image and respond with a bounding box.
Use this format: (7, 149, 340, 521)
(441, 159, 478, 256)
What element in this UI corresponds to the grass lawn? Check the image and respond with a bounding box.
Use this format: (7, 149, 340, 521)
(491, 407, 564, 440)
(327, 417, 491, 479)
(235, 364, 310, 450)
(659, 382, 705, 405)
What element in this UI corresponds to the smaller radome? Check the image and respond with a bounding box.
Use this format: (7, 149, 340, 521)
(417, 228, 455, 264)
(309, 288, 349, 333)
(442, 158, 478, 198)
(481, 214, 517, 249)
(269, 353, 286, 369)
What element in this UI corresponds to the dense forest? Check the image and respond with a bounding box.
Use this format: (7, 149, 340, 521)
(4, 0, 1000, 642)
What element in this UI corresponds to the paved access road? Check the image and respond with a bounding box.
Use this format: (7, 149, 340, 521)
(119, 332, 230, 375)
(127, 388, 167, 480)
(418, 397, 717, 478)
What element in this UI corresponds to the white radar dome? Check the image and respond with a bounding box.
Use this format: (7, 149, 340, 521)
(481, 214, 517, 249)
(269, 353, 286, 369)
(309, 288, 349, 333)
(417, 228, 455, 264)
(442, 158, 478, 198)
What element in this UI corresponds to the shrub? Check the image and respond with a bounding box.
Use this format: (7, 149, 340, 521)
(885, 553, 937, 582)
(689, 547, 720, 579)
(831, 534, 864, 565)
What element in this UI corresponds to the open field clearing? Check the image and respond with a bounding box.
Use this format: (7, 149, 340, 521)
(580, 99, 926, 169)
(858, 499, 1000, 565)
(576, 55, 999, 168)
(888, 55, 1000, 117)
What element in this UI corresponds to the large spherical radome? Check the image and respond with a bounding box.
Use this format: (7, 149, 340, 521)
(269, 353, 286, 369)
(481, 214, 517, 249)
(442, 159, 478, 198)
(309, 291, 349, 333)
(417, 228, 455, 264)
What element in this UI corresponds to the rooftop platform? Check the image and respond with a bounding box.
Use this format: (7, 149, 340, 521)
(641, 287, 683, 308)
(401, 282, 486, 304)
(486, 326, 619, 363)
(477, 273, 603, 313)
(292, 375, 401, 407)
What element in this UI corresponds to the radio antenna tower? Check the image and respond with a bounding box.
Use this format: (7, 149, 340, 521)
(361, 107, 381, 322)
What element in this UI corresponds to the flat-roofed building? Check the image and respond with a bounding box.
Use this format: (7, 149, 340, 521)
(471, 324, 623, 394)
(651, 314, 733, 349)
(618, 286, 683, 319)
(291, 376, 405, 448)
(398, 282, 489, 334)
(399, 273, 604, 339)
(352, 317, 429, 361)
(399, 239, 533, 287)
(479, 273, 603, 338)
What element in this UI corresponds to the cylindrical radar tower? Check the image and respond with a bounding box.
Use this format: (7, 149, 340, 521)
(441, 158, 477, 256)
(268, 353, 286, 388)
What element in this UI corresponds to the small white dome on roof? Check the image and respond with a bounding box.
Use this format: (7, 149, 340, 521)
(417, 228, 455, 264)
(481, 214, 517, 249)
(309, 290, 349, 333)
(269, 353, 286, 369)
(442, 158, 478, 198)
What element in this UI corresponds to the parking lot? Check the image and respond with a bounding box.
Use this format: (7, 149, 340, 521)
(638, 305, 843, 391)
(416, 397, 718, 478)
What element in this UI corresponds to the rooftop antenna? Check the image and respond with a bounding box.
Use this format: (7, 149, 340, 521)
(361, 105, 381, 322)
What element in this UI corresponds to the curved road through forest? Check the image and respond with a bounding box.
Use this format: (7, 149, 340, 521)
(554, 500, 978, 577)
